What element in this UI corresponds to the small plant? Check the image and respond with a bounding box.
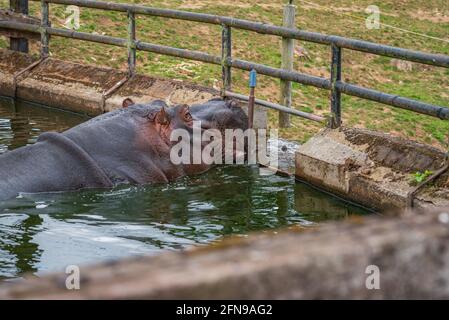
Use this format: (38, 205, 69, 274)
(412, 170, 433, 184)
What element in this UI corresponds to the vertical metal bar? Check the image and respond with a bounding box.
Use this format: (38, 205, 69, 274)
(248, 69, 257, 129)
(40, 0, 50, 57)
(221, 24, 232, 96)
(127, 10, 136, 76)
(279, 1, 295, 128)
(9, 0, 29, 53)
(330, 43, 342, 128)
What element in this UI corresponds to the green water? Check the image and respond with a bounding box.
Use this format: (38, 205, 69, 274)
(0, 97, 370, 280)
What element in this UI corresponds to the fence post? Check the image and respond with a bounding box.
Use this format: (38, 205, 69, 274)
(279, 0, 295, 128)
(330, 44, 342, 128)
(40, 0, 49, 57)
(248, 69, 257, 129)
(9, 0, 29, 53)
(127, 10, 136, 76)
(221, 24, 232, 96)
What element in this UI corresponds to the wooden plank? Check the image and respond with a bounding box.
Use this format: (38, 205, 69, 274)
(278, 3, 295, 128)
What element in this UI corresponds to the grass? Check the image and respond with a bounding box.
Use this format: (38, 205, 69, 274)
(1, 0, 448, 148)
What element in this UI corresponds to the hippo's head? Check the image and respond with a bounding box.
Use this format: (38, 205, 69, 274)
(189, 98, 248, 133)
(123, 98, 248, 165)
(144, 103, 196, 144)
(130, 98, 248, 134)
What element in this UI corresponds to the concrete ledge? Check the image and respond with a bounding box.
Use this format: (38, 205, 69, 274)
(1, 210, 449, 299)
(104, 74, 216, 112)
(296, 135, 368, 194)
(296, 127, 448, 210)
(0, 49, 37, 97)
(17, 57, 127, 114)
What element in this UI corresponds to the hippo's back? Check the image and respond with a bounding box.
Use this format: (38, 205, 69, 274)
(0, 132, 113, 200)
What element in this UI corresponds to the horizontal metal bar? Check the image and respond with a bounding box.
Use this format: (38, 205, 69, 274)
(0, 21, 128, 47)
(136, 42, 221, 65)
(0, 21, 330, 89)
(230, 59, 331, 89)
(0, 21, 128, 46)
(225, 91, 325, 122)
(33, 0, 449, 68)
(0, 19, 39, 33)
(327, 36, 449, 68)
(337, 82, 449, 120)
(2, 21, 447, 120)
(49, 28, 127, 46)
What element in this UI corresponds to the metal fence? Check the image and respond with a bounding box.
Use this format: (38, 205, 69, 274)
(1, 0, 449, 127)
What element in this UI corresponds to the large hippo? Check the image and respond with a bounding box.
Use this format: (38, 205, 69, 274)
(0, 98, 248, 201)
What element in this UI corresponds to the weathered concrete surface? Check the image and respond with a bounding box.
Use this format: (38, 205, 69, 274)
(104, 73, 215, 112)
(17, 57, 128, 115)
(0, 49, 267, 127)
(0, 49, 37, 97)
(1, 210, 449, 299)
(296, 127, 448, 211)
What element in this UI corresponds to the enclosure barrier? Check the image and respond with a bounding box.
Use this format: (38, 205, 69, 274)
(1, 0, 448, 127)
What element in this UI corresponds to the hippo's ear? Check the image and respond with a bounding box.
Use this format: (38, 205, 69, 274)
(180, 104, 193, 122)
(226, 99, 239, 108)
(122, 98, 135, 108)
(180, 104, 190, 115)
(156, 106, 170, 125)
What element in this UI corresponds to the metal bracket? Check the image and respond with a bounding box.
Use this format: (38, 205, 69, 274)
(100, 75, 134, 113)
(407, 157, 449, 208)
(12, 57, 47, 98)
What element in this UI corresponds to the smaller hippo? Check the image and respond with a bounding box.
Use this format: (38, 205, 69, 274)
(0, 98, 248, 201)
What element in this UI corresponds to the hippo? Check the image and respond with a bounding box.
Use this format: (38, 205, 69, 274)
(0, 98, 248, 201)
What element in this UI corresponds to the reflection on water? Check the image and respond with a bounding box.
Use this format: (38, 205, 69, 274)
(0, 97, 86, 153)
(0, 97, 370, 280)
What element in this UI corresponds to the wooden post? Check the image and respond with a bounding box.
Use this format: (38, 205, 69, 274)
(279, 1, 295, 128)
(40, 0, 49, 57)
(127, 11, 136, 76)
(330, 44, 342, 128)
(9, 0, 29, 53)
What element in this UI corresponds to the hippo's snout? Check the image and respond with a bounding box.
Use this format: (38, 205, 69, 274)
(190, 99, 248, 132)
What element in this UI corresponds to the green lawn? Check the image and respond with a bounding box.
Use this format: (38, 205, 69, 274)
(1, 0, 448, 148)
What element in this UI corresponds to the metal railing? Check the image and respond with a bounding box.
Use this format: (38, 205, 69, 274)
(1, 0, 448, 127)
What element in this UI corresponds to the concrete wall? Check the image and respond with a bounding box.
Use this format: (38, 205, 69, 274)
(296, 127, 449, 211)
(1, 209, 449, 299)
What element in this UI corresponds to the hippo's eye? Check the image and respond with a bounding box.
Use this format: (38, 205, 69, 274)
(184, 112, 193, 122)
